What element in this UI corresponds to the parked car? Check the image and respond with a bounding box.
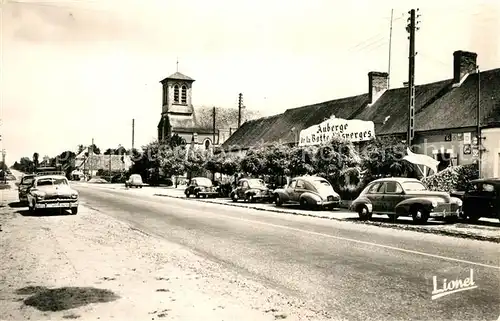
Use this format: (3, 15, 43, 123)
(18, 174, 36, 205)
(230, 178, 273, 202)
(350, 177, 462, 223)
(26, 175, 79, 214)
(273, 176, 341, 210)
(458, 178, 500, 222)
(185, 177, 218, 198)
(125, 174, 144, 188)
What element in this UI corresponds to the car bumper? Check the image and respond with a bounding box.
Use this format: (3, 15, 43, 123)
(430, 207, 461, 218)
(318, 200, 341, 207)
(35, 201, 79, 209)
(199, 191, 219, 196)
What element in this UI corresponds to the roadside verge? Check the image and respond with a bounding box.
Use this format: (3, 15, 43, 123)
(152, 190, 500, 244)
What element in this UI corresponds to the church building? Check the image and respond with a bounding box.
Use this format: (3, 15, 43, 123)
(157, 70, 259, 150)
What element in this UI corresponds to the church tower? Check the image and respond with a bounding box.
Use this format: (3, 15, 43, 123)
(157, 71, 195, 141)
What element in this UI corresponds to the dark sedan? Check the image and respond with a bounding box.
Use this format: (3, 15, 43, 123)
(459, 178, 500, 222)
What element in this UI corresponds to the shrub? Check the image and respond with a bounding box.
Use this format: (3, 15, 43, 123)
(421, 164, 479, 192)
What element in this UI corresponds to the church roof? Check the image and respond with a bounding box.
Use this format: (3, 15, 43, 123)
(161, 72, 195, 82)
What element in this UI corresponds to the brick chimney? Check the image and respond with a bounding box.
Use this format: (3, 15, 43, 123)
(453, 50, 477, 84)
(368, 72, 389, 104)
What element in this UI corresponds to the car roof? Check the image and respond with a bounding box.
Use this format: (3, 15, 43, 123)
(369, 177, 421, 184)
(35, 175, 67, 180)
(291, 176, 328, 181)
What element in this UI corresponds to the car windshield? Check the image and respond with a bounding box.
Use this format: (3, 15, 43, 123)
(37, 178, 68, 186)
(311, 179, 332, 189)
(21, 177, 34, 185)
(402, 181, 427, 191)
(196, 178, 212, 187)
(248, 179, 266, 188)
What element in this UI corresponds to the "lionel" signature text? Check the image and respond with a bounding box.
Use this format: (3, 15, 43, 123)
(431, 269, 478, 300)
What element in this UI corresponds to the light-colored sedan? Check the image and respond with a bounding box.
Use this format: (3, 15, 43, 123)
(26, 175, 79, 214)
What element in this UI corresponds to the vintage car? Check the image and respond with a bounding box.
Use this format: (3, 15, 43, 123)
(18, 174, 36, 205)
(230, 178, 273, 202)
(273, 176, 341, 209)
(125, 174, 144, 188)
(26, 175, 79, 214)
(185, 177, 218, 198)
(350, 177, 462, 223)
(458, 178, 500, 222)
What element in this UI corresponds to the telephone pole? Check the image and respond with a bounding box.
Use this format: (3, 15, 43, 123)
(89, 138, 94, 179)
(212, 107, 216, 145)
(477, 66, 482, 177)
(132, 119, 135, 150)
(406, 9, 420, 148)
(238, 93, 243, 128)
(388, 9, 394, 88)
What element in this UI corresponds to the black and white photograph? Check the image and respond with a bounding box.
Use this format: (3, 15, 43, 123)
(0, 0, 499, 320)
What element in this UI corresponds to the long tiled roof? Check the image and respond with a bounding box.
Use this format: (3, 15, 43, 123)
(222, 68, 500, 149)
(222, 94, 369, 147)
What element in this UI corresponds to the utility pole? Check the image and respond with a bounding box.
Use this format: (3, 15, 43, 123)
(477, 66, 482, 178)
(238, 93, 243, 128)
(132, 119, 135, 150)
(388, 9, 394, 88)
(89, 138, 94, 179)
(212, 107, 216, 145)
(406, 9, 420, 149)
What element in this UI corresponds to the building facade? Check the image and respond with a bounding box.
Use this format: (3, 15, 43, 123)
(221, 50, 500, 178)
(157, 71, 260, 150)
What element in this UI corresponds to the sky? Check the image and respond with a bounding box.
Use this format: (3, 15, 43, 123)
(1, 0, 499, 164)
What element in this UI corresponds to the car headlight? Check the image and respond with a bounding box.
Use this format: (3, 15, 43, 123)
(35, 194, 45, 200)
(71, 194, 78, 199)
(431, 200, 438, 207)
(456, 199, 462, 207)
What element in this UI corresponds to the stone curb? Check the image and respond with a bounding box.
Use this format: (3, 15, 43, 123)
(153, 193, 500, 244)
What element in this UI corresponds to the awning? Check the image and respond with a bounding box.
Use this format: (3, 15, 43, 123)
(403, 148, 440, 174)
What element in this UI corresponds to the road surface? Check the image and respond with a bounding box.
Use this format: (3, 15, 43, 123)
(75, 183, 500, 321)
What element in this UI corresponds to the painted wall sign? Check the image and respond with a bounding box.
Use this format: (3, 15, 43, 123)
(299, 116, 375, 146)
(464, 132, 471, 144)
(445, 134, 452, 141)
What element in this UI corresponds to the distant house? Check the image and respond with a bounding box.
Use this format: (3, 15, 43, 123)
(74, 148, 132, 177)
(222, 50, 500, 178)
(157, 71, 260, 150)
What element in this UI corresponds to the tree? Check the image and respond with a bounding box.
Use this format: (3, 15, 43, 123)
(184, 147, 207, 180)
(56, 151, 76, 178)
(263, 143, 291, 177)
(89, 144, 101, 155)
(359, 137, 416, 181)
(160, 147, 186, 181)
(287, 146, 316, 177)
(77, 144, 86, 155)
(240, 148, 267, 176)
(33, 152, 39, 171)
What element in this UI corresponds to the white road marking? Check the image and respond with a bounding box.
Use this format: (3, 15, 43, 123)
(78, 185, 500, 271)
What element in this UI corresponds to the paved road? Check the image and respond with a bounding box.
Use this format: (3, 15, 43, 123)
(75, 183, 500, 321)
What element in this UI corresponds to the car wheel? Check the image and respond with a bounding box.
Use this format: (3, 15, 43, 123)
(231, 193, 238, 202)
(300, 198, 308, 209)
(195, 191, 200, 198)
(411, 206, 429, 224)
(247, 195, 254, 203)
(387, 214, 399, 222)
(357, 205, 372, 221)
(71, 207, 78, 215)
(185, 191, 190, 198)
(274, 194, 283, 207)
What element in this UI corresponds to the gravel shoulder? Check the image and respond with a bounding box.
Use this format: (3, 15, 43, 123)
(0, 182, 329, 321)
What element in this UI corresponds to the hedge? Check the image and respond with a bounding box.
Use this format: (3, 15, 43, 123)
(421, 164, 478, 192)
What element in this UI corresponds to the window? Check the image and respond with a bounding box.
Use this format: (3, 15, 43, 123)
(204, 139, 211, 150)
(368, 183, 382, 194)
(385, 181, 403, 193)
(190, 179, 197, 186)
(173, 85, 180, 103)
(296, 180, 305, 189)
(248, 179, 265, 188)
(243, 181, 249, 188)
(289, 180, 297, 189)
(163, 84, 168, 105)
(181, 85, 187, 104)
(402, 181, 427, 192)
(482, 184, 495, 193)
